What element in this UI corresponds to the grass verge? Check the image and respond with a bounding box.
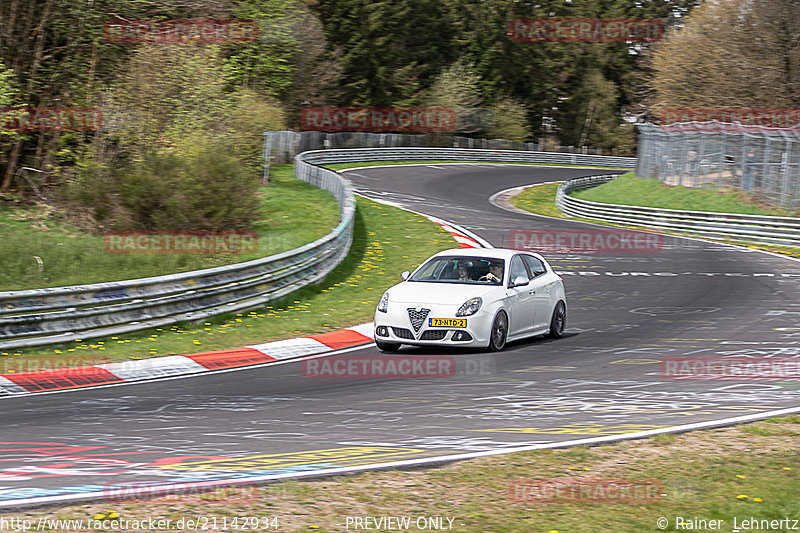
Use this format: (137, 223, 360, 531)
(510, 180, 800, 260)
(2, 195, 455, 365)
(9, 415, 799, 532)
(572, 172, 797, 216)
(0, 165, 339, 291)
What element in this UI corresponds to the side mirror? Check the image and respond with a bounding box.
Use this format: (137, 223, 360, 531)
(511, 275, 529, 288)
(401, 270, 410, 281)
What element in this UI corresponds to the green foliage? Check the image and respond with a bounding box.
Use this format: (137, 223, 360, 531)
(312, 0, 700, 151)
(71, 143, 259, 231)
(119, 148, 259, 231)
(651, 0, 800, 113)
(0, 60, 14, 107)
(66, 44, 284, 232)
(0, 59, 18, 143)
(314, 0, 459, 106)
(224, 0, 302, 96)
(557, 69, 635, 151)
(487, 97, 531, 142)
(425, 58, 483, 110)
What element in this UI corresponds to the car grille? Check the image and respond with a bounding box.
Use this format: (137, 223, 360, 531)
(407, 308, 430, 333)
(392, 327, 415, 340)
(420, 330, 447, 341)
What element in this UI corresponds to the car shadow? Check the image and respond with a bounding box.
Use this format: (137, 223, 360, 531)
(390, 330, 579, 355)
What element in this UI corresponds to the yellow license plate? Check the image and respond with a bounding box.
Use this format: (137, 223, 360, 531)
(429, 318, 466, 328)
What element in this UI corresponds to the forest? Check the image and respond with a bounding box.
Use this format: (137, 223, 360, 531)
(2, 0, 798, 231)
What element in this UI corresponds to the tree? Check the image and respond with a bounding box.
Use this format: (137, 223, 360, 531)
(557, 69, 634, 151)
(67, 43, 284, 231)
(0, 60, 14, 107)
(487, 97, 531, 142)
(225, 0, 303, 96)
(313, 0, 459, 106)
(281, 7, 344, 128)
(651, 0, 800, 114)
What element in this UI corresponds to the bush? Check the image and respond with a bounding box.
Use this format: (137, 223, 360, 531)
(69, 142, 259, 232)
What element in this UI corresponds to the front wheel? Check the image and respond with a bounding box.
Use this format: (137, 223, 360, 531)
(488, 311, 508, 352)
(547, 301, 566, 339)
(375, 340, 401, 352)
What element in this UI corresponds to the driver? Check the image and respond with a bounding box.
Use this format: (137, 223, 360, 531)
(485, 262, 503, 283)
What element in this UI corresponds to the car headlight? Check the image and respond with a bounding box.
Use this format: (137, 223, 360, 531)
(377, 292, 389, 313)
(456, 297, 482, 317)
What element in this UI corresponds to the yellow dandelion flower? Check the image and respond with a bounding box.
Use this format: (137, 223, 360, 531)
(753, 497, 762, 502)
(737, 494, 748, 499)
(736, 475, 746, 479)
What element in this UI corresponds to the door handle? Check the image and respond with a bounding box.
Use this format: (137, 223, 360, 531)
(529, 289, 536, 294)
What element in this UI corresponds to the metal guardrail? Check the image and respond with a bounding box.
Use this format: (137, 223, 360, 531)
(267, 130, 617, 164)
(0, 146, 632, 349)
(298, 147, 637, 169)
(0, 156, 355, 350)
(556, 175, 800, 247)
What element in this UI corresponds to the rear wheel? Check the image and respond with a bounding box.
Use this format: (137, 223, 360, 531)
(547, 301, 566, 338)
(488, 311, 508, 352)
(375, 340, 401, 352)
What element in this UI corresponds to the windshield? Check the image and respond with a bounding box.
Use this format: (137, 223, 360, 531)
(407, 256, 505, 285)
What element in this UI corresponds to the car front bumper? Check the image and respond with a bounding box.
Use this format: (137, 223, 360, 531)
(374, 305, 494, 347)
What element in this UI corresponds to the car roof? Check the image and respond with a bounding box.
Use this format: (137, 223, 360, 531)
(432, 248, 547, 262)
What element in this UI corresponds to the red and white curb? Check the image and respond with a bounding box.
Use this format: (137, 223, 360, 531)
(0, 323, 375, 395)
(420, 213, 485, 249)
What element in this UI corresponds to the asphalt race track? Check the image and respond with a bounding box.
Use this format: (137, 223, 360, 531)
(2, 163, 800, 507)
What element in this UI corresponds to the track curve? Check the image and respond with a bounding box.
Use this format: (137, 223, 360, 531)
(2, 163, 800, 507)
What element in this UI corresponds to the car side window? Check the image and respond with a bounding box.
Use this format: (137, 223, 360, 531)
(522, 255, 546, 277)
(509, 255, 528, 283)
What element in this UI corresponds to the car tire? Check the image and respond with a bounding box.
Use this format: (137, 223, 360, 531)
(375, 340, 401, 352)
(547, 301, 566, 339)
(488, 311, 508, 352)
